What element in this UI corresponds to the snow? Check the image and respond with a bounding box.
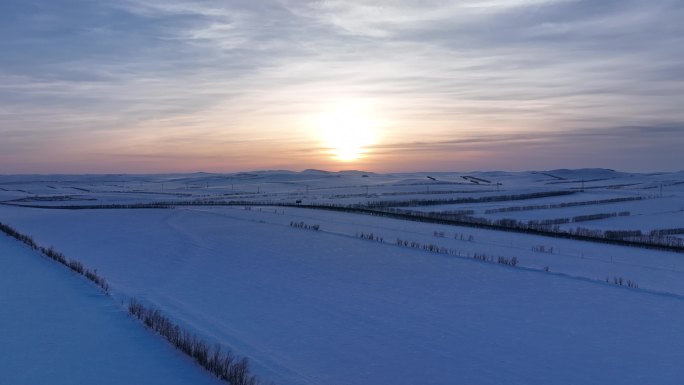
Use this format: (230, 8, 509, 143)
(2, 169, 684, 385)
(1, 206, 684, 384)
(0, 234, 223, 385)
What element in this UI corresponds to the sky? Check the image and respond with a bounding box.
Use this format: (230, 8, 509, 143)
(1, 0, 683, 173)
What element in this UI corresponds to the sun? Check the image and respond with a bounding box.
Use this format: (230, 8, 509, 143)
(314, 100, 379, 162)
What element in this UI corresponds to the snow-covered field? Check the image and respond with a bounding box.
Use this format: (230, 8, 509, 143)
(0, 234, 222, 385)
(1, 169, 684, 384)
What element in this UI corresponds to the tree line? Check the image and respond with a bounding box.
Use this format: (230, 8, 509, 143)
(0, 221, 109, 293)
(358, 190, 576, 208)
(484, 196, 643, 214)
(128, 300, 264, 385)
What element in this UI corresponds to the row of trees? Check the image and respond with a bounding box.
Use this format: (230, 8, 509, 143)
(10, 195, 97, 202)
(572, 211, 631, 222)
(0, 221, 109, 293)
(484, 196, 642, 214)
(128, 300, 263, 385)
(488, 218, 683, 248)
(393, 237, 521, 267)
(523, 211, 630, 227)
(568, 227, 684, 248)
(650, 228, 684, 236)
(359, 190, 576, 208)
(1, 202, 171, 210)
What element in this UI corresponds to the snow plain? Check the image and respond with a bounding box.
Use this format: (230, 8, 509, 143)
(0, 234, 223, 385)
(1, 169, 684, 384)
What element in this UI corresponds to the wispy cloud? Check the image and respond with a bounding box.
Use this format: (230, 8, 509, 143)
(0, 0, 682, 172)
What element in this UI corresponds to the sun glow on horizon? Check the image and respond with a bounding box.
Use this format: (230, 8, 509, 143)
(314, 100, 381, 162)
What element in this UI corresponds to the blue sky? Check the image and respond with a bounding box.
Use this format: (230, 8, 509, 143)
(1, 0, 683, 173)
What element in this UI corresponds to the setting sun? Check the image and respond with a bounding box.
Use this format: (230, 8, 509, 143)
(314, 100, 380, 162)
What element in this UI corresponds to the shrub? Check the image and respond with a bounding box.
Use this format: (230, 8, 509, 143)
(606, 276, 638, 289)
(289, 221, 320, 231)
(497, 256, 518, 266)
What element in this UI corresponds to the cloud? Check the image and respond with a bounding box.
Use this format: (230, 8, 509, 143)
(0, 0, 683, 172)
